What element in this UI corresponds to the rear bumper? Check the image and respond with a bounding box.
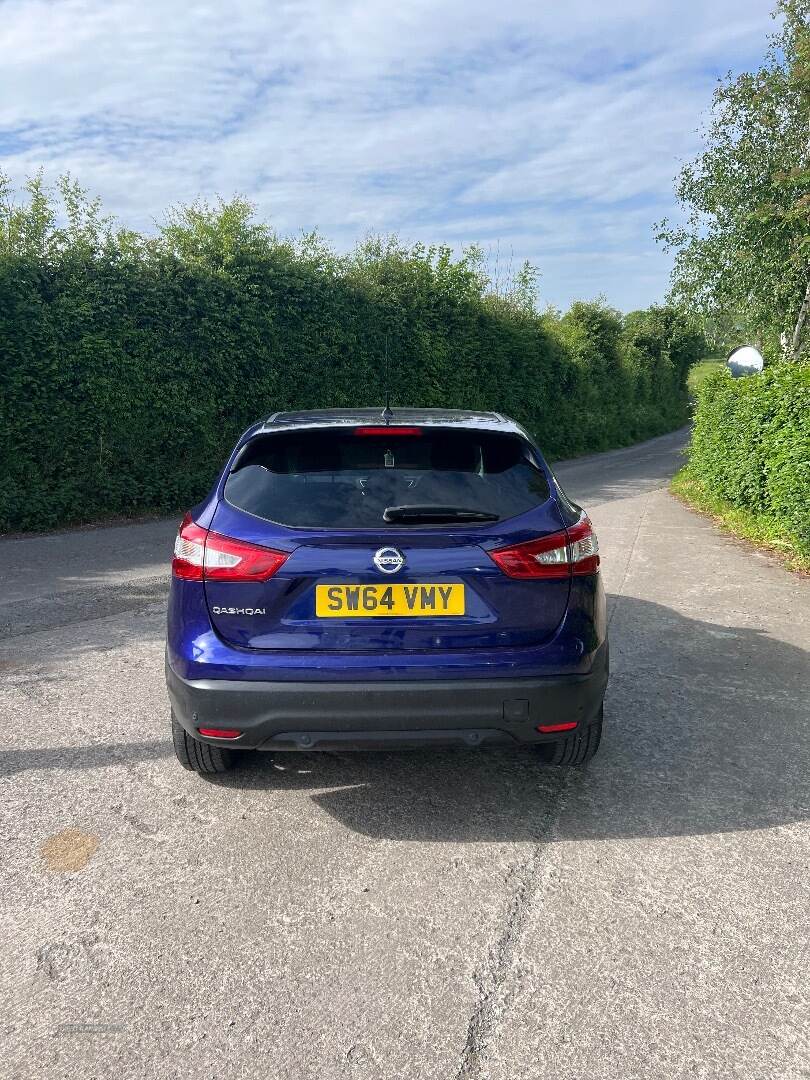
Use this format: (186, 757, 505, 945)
(166, 641, 608, 751)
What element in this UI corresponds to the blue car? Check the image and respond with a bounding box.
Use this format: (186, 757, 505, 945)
(166, 408, 608, 774)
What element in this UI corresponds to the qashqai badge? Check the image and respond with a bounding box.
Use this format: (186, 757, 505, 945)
(373, 547, 405, 574)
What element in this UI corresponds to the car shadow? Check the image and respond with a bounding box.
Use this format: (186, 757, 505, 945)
(208, 592, 810, 842)
(4, 593, 806, 844)
(0, 739, 174, 777)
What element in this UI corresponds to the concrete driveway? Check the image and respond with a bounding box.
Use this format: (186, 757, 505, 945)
(2, 427, 808, 1079)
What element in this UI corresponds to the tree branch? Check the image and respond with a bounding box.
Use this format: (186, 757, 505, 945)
(790, 276, 810, 359)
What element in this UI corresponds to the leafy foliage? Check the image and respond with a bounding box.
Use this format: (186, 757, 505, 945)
(658, 1, 810, 360)
(685, 364, 810, 555)
(0, 177, 702, 532)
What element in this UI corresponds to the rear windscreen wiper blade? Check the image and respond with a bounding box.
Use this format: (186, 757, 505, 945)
(383, 505, 500, 524)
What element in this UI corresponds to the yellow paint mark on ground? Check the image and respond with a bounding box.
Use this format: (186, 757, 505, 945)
(40, 829, 99, 872)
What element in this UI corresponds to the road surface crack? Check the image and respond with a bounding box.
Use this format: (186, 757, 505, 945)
(455, 772, 571, 1079)
(608, 487, 653, 631)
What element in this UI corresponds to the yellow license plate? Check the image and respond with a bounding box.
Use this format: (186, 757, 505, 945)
(316, 583, 465, 617)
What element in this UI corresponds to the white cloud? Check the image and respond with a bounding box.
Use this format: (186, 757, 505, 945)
(0, 0, 775, 309)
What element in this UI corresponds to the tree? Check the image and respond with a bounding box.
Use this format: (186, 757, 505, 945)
(657, 1, 810, 360)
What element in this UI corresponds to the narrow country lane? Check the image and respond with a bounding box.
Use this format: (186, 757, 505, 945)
(1, 426, 808, 1080)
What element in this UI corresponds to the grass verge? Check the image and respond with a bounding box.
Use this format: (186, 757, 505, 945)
(688, 356, 725, 393)
(671, 468, 810, 575)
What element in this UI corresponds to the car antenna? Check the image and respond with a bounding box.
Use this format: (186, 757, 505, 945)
(381, 330, 393, 425)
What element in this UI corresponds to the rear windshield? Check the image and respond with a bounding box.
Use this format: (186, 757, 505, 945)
(224, 427, 551, 529)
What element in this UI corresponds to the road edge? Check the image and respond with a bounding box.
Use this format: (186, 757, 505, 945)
(670, 468, 810, 576)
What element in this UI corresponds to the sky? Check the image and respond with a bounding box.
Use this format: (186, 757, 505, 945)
(0, 0, 776, 311)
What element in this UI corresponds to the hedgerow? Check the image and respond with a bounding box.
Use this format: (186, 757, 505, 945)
(0, 177, 703, 531)
(683, 364, 810, 556)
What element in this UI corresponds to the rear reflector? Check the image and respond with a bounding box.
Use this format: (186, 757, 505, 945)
(197, 727, 242, 739)
(537, 722, 578, 734)
(353, 426, 422, 437)
(172, 513, 288, 582)
(488, 514, 599, 579)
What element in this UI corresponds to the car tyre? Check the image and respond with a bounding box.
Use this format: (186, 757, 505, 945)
(535, 706, 603, 766)
(171, 710, 234, 774)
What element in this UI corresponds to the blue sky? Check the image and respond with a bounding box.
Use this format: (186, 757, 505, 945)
(0, 0, 775, 310)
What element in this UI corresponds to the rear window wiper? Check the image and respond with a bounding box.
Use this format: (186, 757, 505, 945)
(383, 505, 500, 524)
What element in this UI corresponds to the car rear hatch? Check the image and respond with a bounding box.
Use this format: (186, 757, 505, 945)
(201, 424, 572, 652)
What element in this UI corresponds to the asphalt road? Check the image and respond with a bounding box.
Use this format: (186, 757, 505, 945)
(2, 427, 809, 1080)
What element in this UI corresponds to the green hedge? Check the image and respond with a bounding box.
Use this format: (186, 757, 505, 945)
(686, 364, 810, 554)
(0, 188, 702, 532)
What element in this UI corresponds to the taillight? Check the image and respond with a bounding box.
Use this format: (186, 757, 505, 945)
(488, 515, 599, 579)
(353, 426, 422, 437)
(172, 515, 208, 579)
(566, 516, 600, 574)
(172, 513, 288, 582)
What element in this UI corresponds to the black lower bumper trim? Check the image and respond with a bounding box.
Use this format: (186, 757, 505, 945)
(166, 642, 608, 751)
(268, 729, 514, 750)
